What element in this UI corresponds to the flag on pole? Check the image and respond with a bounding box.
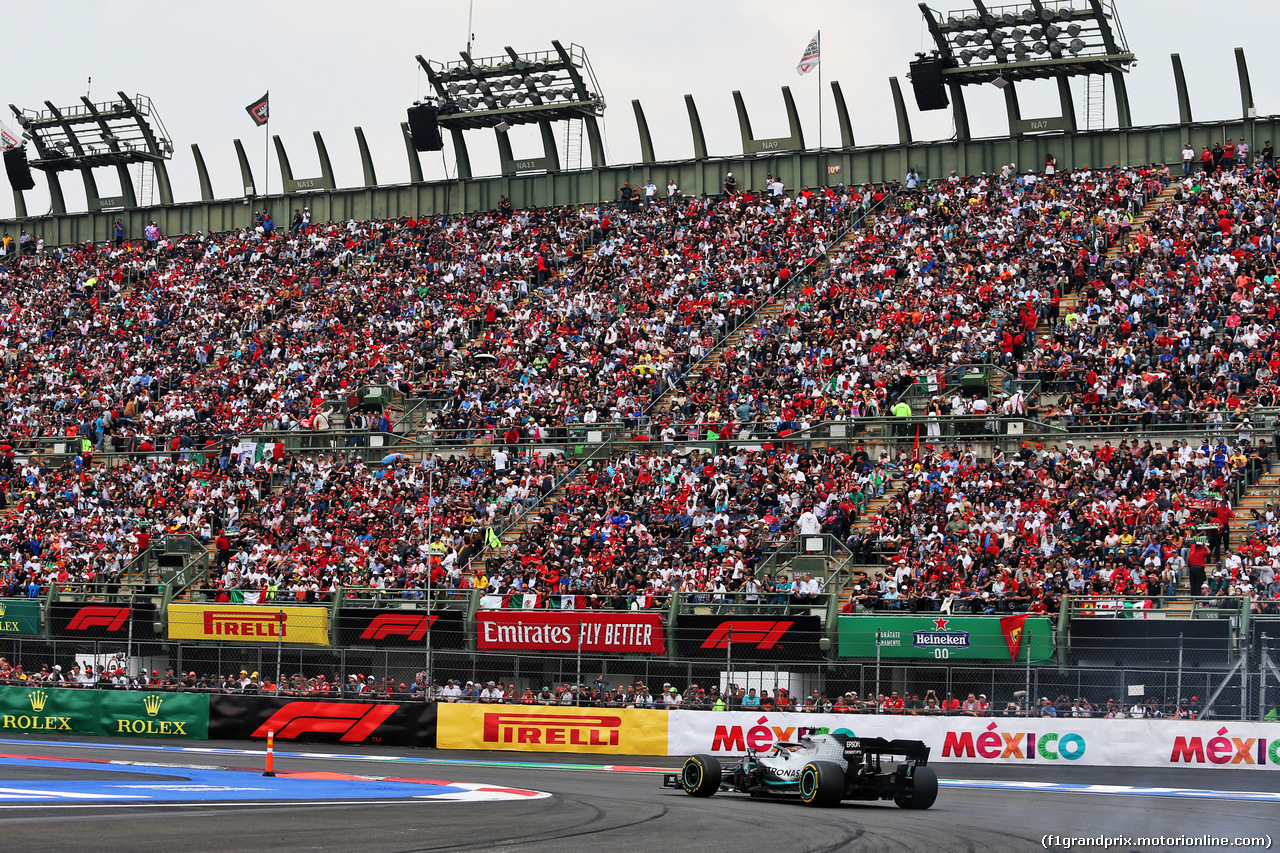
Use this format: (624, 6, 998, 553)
(0, 119, 21, 150)
(796, 31, 821, 75)
(245, 93, 270, 127)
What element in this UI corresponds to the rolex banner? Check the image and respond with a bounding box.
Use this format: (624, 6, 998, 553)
(0, 599, 42, 636)
(836, 615, 1055, 662)
(0, 686, 209, 739)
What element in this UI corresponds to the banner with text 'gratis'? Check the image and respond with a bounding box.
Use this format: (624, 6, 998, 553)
(168, 603, 331, 645)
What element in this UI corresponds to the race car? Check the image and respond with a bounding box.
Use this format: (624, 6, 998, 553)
(663, 732, 937, 809)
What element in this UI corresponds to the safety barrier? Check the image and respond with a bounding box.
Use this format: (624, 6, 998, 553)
(663, 712, 1280, 770)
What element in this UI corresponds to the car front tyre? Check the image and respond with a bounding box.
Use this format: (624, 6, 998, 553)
(799, 760, 844, 807)
(680, 754, 722, 797)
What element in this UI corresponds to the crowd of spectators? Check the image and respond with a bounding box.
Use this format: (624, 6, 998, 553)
(2, 153, 1280, 620)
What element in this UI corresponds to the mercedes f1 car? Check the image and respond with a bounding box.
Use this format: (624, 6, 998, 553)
(663, 733, 937, 809)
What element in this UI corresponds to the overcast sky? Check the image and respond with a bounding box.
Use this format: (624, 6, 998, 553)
(4, 0, 1276, 220)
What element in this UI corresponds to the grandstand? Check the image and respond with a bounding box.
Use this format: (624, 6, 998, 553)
(2, 19, 1280, 723)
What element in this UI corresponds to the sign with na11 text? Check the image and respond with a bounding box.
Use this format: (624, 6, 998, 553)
(168, 604, 331, 646)
(476, 611, 666, 655)
(837, 615, 1054, 662)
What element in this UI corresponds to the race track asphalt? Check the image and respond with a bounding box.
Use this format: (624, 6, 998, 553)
(0, 736, 1273, 853)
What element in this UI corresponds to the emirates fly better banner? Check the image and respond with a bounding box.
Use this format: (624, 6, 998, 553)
(475, 611, 666, 654)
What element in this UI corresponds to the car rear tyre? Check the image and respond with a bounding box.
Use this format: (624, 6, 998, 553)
(800, 760, 844, 807)
(894, 766, 938, 809)
(680, 754, 722, 797)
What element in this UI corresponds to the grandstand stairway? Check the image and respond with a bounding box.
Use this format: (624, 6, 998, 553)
(1038, 182, 1179, 340)
(645, 224, 868, 422)
(399, 242, 603, 454)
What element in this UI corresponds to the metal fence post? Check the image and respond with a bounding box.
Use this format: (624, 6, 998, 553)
(726, 625, 732, 688)
(1024, 632, 1032, 715)
(1175, 633, 1184, 712)
(874, 629, 881, 713)
(1259, 634, 1268, 722)
(1241, 648, 1249, 720)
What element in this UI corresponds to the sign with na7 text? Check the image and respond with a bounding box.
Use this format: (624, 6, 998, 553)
(0, 599, 41, 636)
(837, 615, 1054, 662)
(0, 686, 209, 738)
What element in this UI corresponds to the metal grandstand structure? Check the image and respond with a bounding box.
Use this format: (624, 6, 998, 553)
(7, 92, 174, 217)
(0, 26, 1269, 245)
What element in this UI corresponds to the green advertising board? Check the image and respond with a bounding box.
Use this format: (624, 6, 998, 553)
(0, 599, 42, 636)
(0, 686, 209, 738)
(837, 615, 1055, 662)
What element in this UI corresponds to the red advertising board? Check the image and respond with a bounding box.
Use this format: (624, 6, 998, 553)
(476, 611, 666, 655)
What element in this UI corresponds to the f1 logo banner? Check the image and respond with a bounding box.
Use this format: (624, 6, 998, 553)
(47, 602, 158, 640)
(475, 611, 666, 655)
(208, 695, 436, 747)
(674, 615, 823, 661)
(168, 603, 331, 646)
(436, 703, 668, 754)
(336, 608, 465, 649)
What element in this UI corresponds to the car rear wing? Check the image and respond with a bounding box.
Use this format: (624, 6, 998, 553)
(840, 736, 930, 764)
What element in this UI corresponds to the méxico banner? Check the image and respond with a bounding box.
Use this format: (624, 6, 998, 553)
(0, 686, 208, 738)
(437, 703, 668, 754)
(207, 694, 436, 746)
(168, 603, 331, 645)
(666, 711, 1280, 769)
(475, 611, 666, 655)
(0, 599, 41, 636)
(336, 608, 466, 650)
(837, 615, 1054, 662)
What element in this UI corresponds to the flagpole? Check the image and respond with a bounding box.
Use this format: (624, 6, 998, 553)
(263, 90, 270, 199)
(817, 31, 824, 185)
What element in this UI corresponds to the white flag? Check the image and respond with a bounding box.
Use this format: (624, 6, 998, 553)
(796, 31, 821, 75)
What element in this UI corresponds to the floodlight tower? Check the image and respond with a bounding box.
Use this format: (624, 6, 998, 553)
(415, 41, 606, 178)
(8, 92, 175, 215)
(915, 0, 1136, 138)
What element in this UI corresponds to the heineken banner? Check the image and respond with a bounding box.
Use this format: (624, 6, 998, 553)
(837, 615, 1055, 662)
(208, 694, 436, 747)
(0, 599, 42, 637)
(0, 686, 209, 738)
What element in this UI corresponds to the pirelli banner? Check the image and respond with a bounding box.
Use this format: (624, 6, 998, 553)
(437, 703, 669, 754)
(476, 611, 666, 655)
(47, 602, 159, 641)
(674, 615, 823, 662)
(168, 604, 330, 645)
(0, 685, 208, 739)
(208, 695, 436, 746)
(336, 608, 466, 650)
